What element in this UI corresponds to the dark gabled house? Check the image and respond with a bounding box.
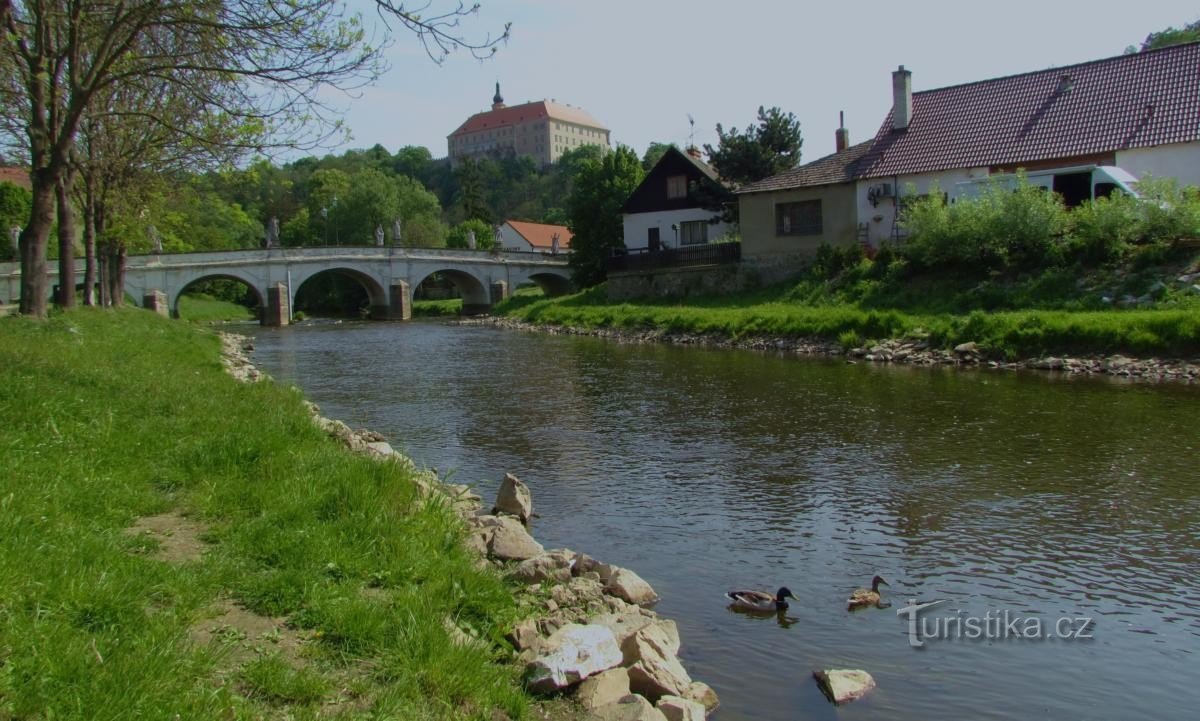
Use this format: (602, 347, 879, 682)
(621, 146, 733, 251)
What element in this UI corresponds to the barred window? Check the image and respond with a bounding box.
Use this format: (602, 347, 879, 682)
(775, 200, 822, 235)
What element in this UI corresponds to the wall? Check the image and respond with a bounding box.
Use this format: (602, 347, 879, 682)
(621, 209, 731, 251)
(739, 183, 858, 264)
(496, 225, 533, 252)
(1116, 141, 1200, 189)
(856, 168, 983, 247)
(607, 264, 743, 300)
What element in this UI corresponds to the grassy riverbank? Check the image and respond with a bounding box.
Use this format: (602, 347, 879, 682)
(495, 254, 1200, 359)
(176, 294, 257, 323)
(0, 309, 533, 720)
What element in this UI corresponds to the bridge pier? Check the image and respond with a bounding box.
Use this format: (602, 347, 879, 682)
(143, 290, 169, 317)
(387, 281, 411, 321)
(490, 280, 509, 305)
(264, 282, 290, 326)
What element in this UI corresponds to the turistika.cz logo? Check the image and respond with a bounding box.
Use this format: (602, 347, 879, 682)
(896, 599, 1095, 648)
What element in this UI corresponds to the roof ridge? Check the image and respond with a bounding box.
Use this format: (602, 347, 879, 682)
(912, 39, 1200, 97)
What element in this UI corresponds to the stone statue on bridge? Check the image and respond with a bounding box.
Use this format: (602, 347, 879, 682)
(392, 218, 402, 246)
(264, 216, 279, 248)
(467, 230, 477, 250)
(9, 226, 19, 249)
(375, 224, 385, 246)
(147, 224, 163, 254)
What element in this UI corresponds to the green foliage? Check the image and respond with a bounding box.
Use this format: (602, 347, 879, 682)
(901, 177, 1068, 271)
(703, 106, 803, 185)
(0, 309, 533, 719)
(0, 181, 32, 260)
(447, 218, 494, 249)
(641, 142, 673, 170)
(1134, 17, 1200, 51)
(566, 145, 646, 287)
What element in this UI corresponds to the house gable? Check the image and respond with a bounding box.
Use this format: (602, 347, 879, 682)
(622, 147, 723, 215)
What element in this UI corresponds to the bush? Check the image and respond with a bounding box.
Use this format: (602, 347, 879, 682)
(1067, 193, 1140, 264)
(447, 218, 495, 250)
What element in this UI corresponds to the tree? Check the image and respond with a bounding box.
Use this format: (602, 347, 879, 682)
(447, 218, 494, 249)
(1, 0, 508, 318)
(454, 157, 490, 222)
(641, 142, 672, 171)
(1130, 18, 1200, 51)
(566, 145, 644, 287)
(703, 106, 803, 187)
(0, 181, 30, 260)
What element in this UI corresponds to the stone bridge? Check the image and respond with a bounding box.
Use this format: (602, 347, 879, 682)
(0, 246, 572, 324)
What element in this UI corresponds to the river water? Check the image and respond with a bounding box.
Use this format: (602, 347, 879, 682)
(247, 319, 1199, 721)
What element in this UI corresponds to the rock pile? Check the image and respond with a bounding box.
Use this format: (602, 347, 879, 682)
(216, 332, 718, 719)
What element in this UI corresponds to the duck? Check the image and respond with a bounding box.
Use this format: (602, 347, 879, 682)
(725, 587, 795, 612)
(847, 575, 889, 610)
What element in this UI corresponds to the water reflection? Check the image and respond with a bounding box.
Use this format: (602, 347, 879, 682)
(249, 320, 1200, 721)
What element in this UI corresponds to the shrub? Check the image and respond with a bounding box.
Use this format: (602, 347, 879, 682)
(1067, 193, 1140, 264)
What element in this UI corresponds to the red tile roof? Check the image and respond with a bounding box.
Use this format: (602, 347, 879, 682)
(0, 166, 31, 189)
(856, 41, 1200, 179)
(506, 220, 572, 250)
(450, 100, 607, 137)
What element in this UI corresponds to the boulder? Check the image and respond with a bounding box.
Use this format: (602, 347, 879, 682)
(478, 515, 544, 561)
(624, 623, 692, 701)
(682, 681, 719, 713)
(493, 472, 533, 522)
(813, 669, 876, 705)
(526, 624, 623, 693)
(364, 440, 397, 458)
(584, 694, 667, 721)
(506, 618, 541, 652)
(655, 695, 706, 721)
(605, 567, 659, 607)
(513, 549, 575, 583)
(573, 554, 616, 582)
(953, 341, 978, 355)
(589, 612, 657, 650)
(575, 667, 631, 710)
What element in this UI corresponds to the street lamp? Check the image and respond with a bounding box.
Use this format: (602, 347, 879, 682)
(331, 196, 339, 246)
(321, 205, 329, 245)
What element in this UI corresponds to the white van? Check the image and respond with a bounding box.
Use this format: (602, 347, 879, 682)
(952, 165, 1140, 207)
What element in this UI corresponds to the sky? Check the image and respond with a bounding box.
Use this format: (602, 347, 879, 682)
(325, 0, 1197, 164)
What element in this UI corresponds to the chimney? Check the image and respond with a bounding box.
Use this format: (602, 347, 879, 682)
(686, 146, 702, 160)
(835, 111, 850, 152)
(892, 65, 912, 131)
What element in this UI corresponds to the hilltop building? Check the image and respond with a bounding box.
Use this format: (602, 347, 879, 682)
(448, 84, 610, 168)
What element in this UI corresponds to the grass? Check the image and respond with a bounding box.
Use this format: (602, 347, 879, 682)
(413, 298, 464, 317)
(176, 293, 257, 323)
(0, 308, 533, 720)
(493, 255, 1200, 359)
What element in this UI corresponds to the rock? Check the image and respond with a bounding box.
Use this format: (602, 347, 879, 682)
(526, 624, 623, 693)
(364, 440, 396, 458)
(585, 695, 668, 721)
(813, 669, 876, 705)
(953, 341, 978, 355)
(624, 623, 692, 701)
(589, 612, 657, 650)
(506, 618, 541, 652)
(493, 472, 533, 523)
(682, 681, 719, 713)
(605, 566, 659, 607)
(573, 554, 616, 582)
(575, 667, 631, 710)
(513, 550, 575, 583)
(655, 695, 706, 721)
(476, 515, 544, 561)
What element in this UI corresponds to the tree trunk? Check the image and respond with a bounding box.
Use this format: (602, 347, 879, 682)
(18, 173, 56, 317)
(83, 188, 97, 306)
(111, 244, 127, 306)
(55, 168, 77, 308)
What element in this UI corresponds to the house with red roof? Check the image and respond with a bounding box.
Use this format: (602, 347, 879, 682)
(448, 84, 610, 168)
(495, 220, 572, 254)
(0, 166, 31, 190)
(737, 41, 1200, 267)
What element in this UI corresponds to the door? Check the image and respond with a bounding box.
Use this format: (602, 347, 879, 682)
(647, 227, 661, 252)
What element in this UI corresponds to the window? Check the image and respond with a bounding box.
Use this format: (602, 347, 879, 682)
(775, 200, 822, 235)
(666, 175, 688, 199)
(679, 220, 708, 245)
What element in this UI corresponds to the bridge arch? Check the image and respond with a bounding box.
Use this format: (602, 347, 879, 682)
(524, 271, 573, 297)
(291, 266, 389, 318)
(413, 268, 491, 315)
(168, 270, 264, 318)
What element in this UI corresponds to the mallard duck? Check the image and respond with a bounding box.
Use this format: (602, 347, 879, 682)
(725, 587, 795, 612)
(847, 575, 889, 610)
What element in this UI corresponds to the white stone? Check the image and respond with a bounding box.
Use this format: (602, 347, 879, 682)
(575, 667, 631, 710)
(514, 549, 575, 583)
(526, 624, 623, 692)
(655, 695, 706, 721)
(482, 515, 544, 561)
(624, 623, 692, 701)
(589, 612, 657, 651)
(605, 567, 659, 607)
(493, 472, 533, 522)
(813, 668, 876, 705)
(584, 694, 668, 721)
(682, 681, 719, 713)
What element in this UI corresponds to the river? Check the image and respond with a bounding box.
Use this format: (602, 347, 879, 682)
(246, 319, 1199, 721)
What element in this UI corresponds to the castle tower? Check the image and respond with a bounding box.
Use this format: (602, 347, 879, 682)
(492, 82, 505, 110)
